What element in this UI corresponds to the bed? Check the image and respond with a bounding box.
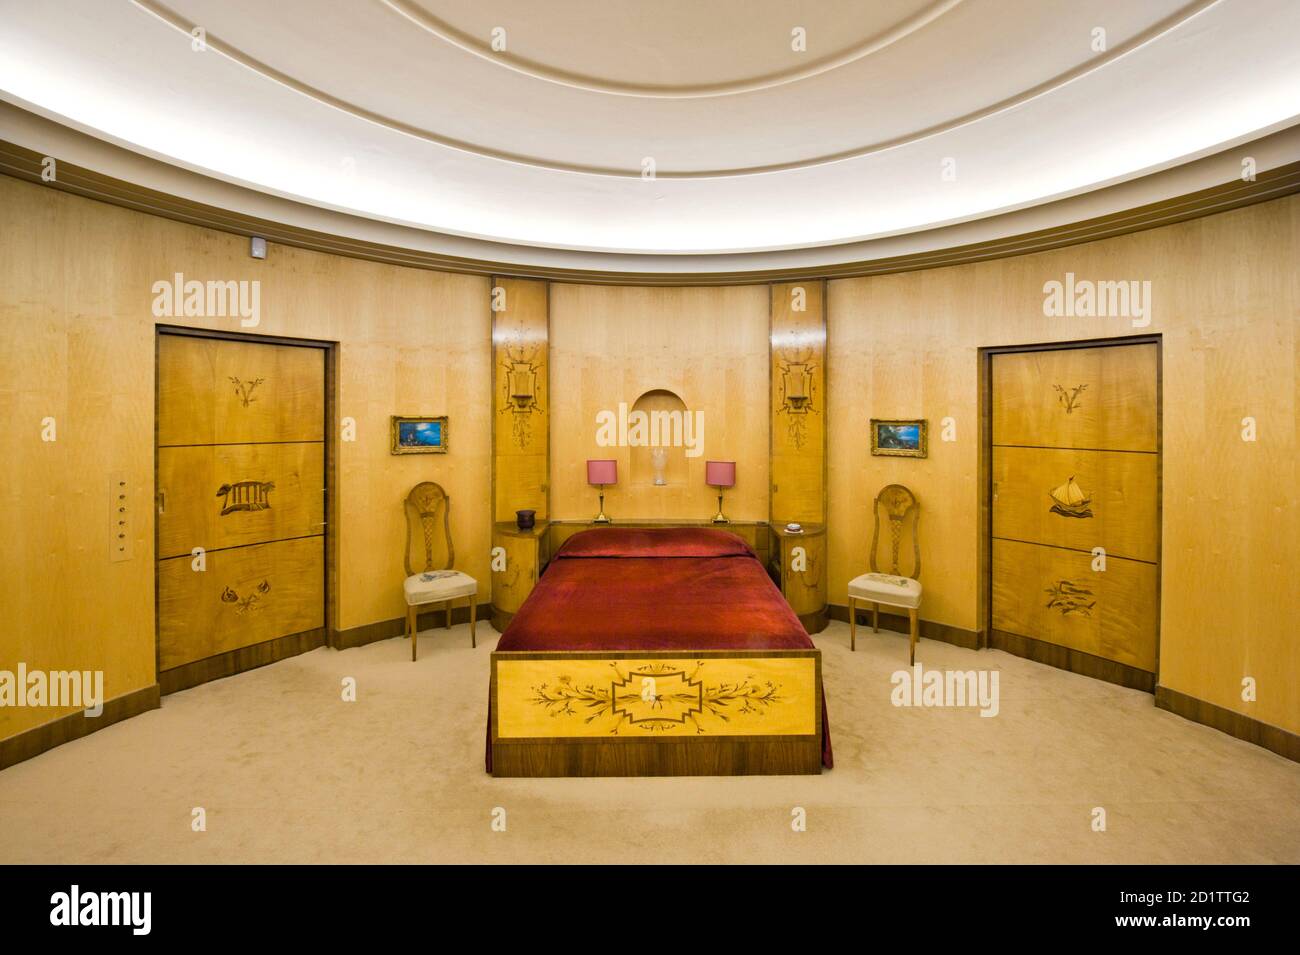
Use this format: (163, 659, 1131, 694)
(487, 526, 832, 776)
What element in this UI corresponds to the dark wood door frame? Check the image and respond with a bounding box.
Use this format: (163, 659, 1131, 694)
(977, 334, 1163, 691)
(153, 324, 337, 694)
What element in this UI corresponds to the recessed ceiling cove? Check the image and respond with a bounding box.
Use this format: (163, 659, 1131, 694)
(1, 0, 1298, 254)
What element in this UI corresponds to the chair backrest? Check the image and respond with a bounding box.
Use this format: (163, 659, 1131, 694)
(404, 481, 453, 576)
(870, 484, 920, 579)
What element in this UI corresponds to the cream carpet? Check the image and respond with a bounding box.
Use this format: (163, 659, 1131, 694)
(1, 622, 1297, 864)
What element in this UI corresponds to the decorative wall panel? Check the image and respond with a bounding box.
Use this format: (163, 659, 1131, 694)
(770, 281, 826, 525)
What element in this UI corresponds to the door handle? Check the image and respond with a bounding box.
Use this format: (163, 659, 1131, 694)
(157, 490, 165, 514)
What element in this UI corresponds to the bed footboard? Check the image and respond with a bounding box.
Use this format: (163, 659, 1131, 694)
(489, 649, 823, 777)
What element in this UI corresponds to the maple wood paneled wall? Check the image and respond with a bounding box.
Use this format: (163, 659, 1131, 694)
(547, 284, 770, 521)
(1, 172, 1295, 752)
(827, 195, 1298, 737)
(0, 176, 491, 742)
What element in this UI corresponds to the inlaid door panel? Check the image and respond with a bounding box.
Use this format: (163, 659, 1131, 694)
(991, 344, 1157, 452)
(990, 341, 1159, 683)
(158, 335, 324, 446)
(156, 442, 324, 559)
(992, 539, 1157, 671)
(158, 537, 325, 671)
(992, 445, 1158, 563)
(157, 332, 326, 684)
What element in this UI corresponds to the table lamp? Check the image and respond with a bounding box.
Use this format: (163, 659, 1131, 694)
(586, 459, 617, 523)
(706, 460, 736, 523)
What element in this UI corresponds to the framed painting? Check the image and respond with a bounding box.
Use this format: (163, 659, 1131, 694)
(870, 418, 927, 458)
(391, 415, 448, 454)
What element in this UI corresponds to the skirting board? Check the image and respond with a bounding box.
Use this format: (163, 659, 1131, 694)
(1156, 685, 1299, 764)
(160, 628, 328, 695)
(827, 603, 981, 651)
(331, 601, 492, 651)
(0, 683, 161, 772)
(491, 739, 823, 777)
(990, 628, 1155, 693)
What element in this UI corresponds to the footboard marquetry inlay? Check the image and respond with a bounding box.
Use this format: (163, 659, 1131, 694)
(493, 651, 819, 741)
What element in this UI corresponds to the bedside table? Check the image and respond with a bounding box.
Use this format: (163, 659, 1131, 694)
(490, 521, 550, 632)
(769, 522, 828, 634)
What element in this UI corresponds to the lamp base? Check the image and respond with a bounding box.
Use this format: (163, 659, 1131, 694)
(711, 491, 729, 524)
(593, 489, 611, 524)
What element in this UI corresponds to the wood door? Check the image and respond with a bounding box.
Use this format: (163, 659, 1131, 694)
(990, 342, 1159, 682)
(156, 333, 326, 688)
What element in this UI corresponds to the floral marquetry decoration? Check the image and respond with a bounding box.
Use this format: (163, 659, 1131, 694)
(494, 656, 818, 739)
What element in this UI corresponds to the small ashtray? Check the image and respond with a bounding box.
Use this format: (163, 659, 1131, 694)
(785, 522, 803, 534)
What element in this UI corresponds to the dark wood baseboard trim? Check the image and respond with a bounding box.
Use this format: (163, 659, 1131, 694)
(331, 602, 491, 651)
(990, 628, 1155, 692)
(828, 603, 981, 650)
(160, 628, 327, 695)
(491, 738, 823, 777)
(1155, 685, 1299, 764)
(489, 607, 514, 634)
(0, 683, 161, 771)
(798, 609, 829, 635)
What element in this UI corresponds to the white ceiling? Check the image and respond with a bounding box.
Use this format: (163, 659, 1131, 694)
(2, 0, 1298, 258)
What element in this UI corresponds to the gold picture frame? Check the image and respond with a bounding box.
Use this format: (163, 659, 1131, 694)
(870, 418, 927, 458)
(391, 415, 448, 454)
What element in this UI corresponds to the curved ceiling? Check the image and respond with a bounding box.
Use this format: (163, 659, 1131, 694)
(1, 0, 1298, 258)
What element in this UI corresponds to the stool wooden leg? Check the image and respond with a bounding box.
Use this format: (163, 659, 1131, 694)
(908, 607, 918, 666)
(469, 597, 477, 648)
(872, 602, 879, 633)
(849, 596, 856, 651)
(446, 602, 452, 630)
(409, 605, 417, 662)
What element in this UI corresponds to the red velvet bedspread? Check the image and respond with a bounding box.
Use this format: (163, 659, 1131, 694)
(488, 527, 832, 769)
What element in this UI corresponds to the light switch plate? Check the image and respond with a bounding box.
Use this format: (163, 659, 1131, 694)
(109, 472, 132, 562)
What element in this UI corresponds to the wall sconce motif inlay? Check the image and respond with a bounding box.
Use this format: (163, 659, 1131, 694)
(499, 341, 544, 449)
(777, 356, 819, 450)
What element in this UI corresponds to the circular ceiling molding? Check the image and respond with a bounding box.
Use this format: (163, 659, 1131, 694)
(126, 0, 1227, 179)
(378, 0, 966, 99)
(2, 0, 1298, 256)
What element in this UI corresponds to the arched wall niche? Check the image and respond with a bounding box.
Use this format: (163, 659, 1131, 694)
(629, 389, 690, 488)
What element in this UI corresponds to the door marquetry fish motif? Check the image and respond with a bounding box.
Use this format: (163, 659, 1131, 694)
(991, 343, 1159, 679)
(157, 334, 325, 686)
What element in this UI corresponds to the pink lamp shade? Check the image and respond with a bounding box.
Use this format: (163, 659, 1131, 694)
(586, 459, 617, 486)
(705, 460, 736, 488)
